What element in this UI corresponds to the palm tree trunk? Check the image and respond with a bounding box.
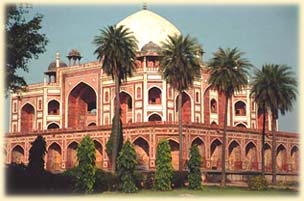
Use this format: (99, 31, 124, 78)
(111, 73, 120, 172)
(178, 91, 183, 171)
(221, 95, 228, 187)
(271, 115, 277, 184)
(261, 105, 266, 176)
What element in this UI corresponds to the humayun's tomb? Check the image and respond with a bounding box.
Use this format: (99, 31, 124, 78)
(5, 7, 299, 182)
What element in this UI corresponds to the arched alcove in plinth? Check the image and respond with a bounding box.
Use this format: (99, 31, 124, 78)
(133, 137, 150, 170)
(11, 145, 24, 164)
(47, 143, 62, 172)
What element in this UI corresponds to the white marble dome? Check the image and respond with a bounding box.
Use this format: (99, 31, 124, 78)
(117, 9, 181, 50)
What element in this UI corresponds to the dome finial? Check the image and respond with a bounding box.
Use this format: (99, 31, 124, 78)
(143, 2, 147, 10)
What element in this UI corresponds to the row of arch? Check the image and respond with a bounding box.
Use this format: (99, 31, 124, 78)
(10, 137, 299, 172)
(19, 83, 192, 131)
(18, 82, 269, 131)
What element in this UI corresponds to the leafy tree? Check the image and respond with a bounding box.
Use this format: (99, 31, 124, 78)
(106, 114, 123, 170)
(27, 135, 46, 176)
(75, 136, 96, 194)
(5, 4, 48, 94)
(117, 140, 138, 193)
(208, 47, 251, 186)
(250, 64, 297, 184)
(93, 25, 137, 172)
(187, 144, 202, 189)
(160, 34, 202, 171)
(154, 139, 173, 191)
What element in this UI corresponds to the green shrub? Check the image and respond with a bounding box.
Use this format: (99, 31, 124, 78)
(117, 140, 138, 193)
(187, 145, 202, 189)
(154, 139, 173, 191)
(247, 175, 268, 191)
(134, 171, 145, 189)
(75, 136, 96, 194)
(94, 169, 119, 192)
(144, 172, 155, 189)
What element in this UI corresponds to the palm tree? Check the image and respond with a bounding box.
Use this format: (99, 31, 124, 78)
(159, 34, 202, 171)
(207, 47, 251, 186)
(93, 25, 137, 172)
(250, 64, 297, 184)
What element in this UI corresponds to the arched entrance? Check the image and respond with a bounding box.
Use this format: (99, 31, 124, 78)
(228, 140, 242, 170)
(114, 92, 133, 124)
(291, 146, 299, 172)
(21, 103, 35, 132)
(66, 142, 78, 169)
(11, 145, 24, 164)
(148, 113, 162, 121)
(68, 82, 97, 128)
(210, 139, 222, 170)
(176, 92, 191, 122)
(245, 142, 258, 170)
(47, 143, 62, 172)
(276, 144, 287, 172)
(192, 138, 205, 168)
(133, 137, 149, 170)
(169, 140, 179, 170)
(94, 140, 103, 169)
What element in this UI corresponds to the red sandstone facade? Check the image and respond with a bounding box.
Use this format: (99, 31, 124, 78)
(5, 8, 299, 178)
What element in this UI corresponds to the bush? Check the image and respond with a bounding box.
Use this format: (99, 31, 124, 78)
(172, 171, 188, 188)
(74, 136, 96, 194)
(27, 135, 46, 176)
(145, 172, 155, 189)
(117, 141, 138, 193)
(247, 175, 268, 191)
(94, 169, 119, 192)
(187, 145, 202, 189)
(154, 139, 173, 191)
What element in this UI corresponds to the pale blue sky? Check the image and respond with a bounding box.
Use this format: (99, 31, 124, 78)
(5, 4, 299, 132)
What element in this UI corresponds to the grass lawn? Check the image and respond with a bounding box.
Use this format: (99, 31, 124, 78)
(97, 186, 298, 197)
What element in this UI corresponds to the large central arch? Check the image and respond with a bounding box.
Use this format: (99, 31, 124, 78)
(175, 92, 191, 123)
(68, 82, 97, 128)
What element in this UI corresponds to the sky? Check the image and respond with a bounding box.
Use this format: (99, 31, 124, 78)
(5, 4, 299, 133)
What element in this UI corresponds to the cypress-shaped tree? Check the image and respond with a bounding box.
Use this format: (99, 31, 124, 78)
(155, 139, 173, 191)
(117, 140, 138, 193)
(106, 114, 123, 171)
(27, 135, 46, 176)
(75, 136, 96, 194)
(187, 144, 202, 189)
